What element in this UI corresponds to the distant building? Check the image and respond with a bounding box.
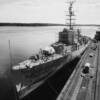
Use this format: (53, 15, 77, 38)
(94, 29, 100, 41)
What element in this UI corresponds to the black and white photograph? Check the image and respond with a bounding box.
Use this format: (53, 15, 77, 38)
(0, 0, 99, 100)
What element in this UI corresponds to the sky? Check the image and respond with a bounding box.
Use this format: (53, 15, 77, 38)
(0, 0, 100, 24)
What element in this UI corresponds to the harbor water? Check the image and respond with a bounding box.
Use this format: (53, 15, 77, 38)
(0, 26, 97, 74)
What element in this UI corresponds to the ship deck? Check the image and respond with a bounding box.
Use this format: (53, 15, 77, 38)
(12, 54, 63, 70)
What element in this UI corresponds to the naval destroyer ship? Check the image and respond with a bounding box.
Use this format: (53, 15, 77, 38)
(11, 1, 89, 99)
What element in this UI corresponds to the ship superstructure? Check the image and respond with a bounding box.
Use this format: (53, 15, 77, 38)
(67, 0, 75, 30)
(59, 1, 78, 46)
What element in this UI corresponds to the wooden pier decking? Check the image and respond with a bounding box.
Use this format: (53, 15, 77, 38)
(57, 42, 99, 100)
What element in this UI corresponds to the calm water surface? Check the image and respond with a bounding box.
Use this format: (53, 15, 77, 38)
(0, 26, 97, 73)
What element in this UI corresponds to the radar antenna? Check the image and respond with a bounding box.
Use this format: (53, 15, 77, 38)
(66, 0, 75, 30)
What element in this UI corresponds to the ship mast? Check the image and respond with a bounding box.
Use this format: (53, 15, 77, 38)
(66, 1, 75, 30)
(8, 40, 12, 69)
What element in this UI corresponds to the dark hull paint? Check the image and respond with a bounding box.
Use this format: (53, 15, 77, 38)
(11, 45, 87, 99)
(11, 54, 73, 98)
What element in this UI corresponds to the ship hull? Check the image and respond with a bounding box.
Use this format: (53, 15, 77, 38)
(12, 54, 75, 99)
(11, 44, 88, 99)
(11, 54, 72, 86)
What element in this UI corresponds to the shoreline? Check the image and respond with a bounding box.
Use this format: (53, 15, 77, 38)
(0, 23, 99, 27)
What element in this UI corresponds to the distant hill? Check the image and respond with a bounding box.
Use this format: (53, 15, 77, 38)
(0, 23, 65, 26)
(0, 23, 100, 27)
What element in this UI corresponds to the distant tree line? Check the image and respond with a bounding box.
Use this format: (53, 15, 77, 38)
(0, 23, 100, 27)
(0, 23, 65, 26)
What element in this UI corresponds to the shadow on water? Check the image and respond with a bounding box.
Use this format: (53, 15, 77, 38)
(22, 57, 80, 100)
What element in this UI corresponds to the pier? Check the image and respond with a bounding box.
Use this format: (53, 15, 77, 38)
(57, 42, 99, 100)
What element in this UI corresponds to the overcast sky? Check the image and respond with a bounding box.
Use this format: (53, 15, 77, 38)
(0, 0, 100, 24)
